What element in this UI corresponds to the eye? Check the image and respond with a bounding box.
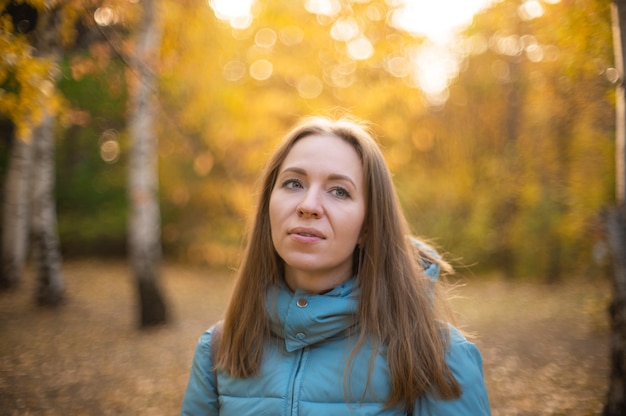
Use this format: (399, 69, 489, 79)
(282, 178, 303, 189)
(331, 186, 351, 199)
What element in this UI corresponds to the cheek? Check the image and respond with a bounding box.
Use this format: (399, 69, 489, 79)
(350, 212, 366, 245)
(352, 220, 365, 242)
(334, 213, 359, 243)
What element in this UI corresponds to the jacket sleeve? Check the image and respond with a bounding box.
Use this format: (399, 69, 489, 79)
(181, 327, 220, 416)
(415, 325, 491, 415)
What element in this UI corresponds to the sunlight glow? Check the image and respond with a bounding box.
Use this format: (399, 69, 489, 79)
(212, 0, 553, 106)
(518, 0, 544, 21)
(389, 0, 493, 43)
(209, 0, 255, 29)
(387, 0, 497, 106)
(305, 0, 341, 17)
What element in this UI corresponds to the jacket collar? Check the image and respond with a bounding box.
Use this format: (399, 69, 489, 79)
(266, 278, 359, 352)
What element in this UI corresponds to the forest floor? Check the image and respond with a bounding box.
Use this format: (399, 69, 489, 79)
(0, 260, 611, 415)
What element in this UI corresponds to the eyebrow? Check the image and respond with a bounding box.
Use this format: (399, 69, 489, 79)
(280, 166, 358, 190)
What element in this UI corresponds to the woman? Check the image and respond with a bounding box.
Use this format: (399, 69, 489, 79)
(182, 116, 490, 415)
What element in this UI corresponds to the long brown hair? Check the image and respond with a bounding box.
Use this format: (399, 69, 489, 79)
(217, 116, 461, 411)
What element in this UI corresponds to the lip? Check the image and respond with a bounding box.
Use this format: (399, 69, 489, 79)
(288, 227, 326, 242)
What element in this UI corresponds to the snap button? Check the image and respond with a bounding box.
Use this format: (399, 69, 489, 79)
(295, 332, 306, 340)
(296, 298, 308, 308)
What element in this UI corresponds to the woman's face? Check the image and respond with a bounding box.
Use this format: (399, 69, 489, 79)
(269, 133, 366, 293)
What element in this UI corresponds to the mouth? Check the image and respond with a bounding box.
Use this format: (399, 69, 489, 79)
(289, 227, 326, 239)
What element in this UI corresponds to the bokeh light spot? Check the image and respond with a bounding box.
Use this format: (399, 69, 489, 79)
(193, 152, 214, 177)
(305, 0, 341, 16)
(327, 61, 356, 88)
(347, 36, 374, 60)
(280, 26, 304, 46)
(223, 60, 247, 82)
(98, 129, 120, 164)
(365, 5, 382, 21)
(297, 75, 323, 99)
(606, 68, 620, 84)
(255, 28, 277, 48)
(249, 59, 273, 80)
(94, 7, 118, 27)
(518, 0, 544, 21)
(493, 33, 523, 56)
(386, 55, 410, 78)
(526, 44, 544, 62)
(330, 17, 359, 42)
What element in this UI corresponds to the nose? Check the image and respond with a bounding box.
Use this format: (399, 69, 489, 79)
(297, 189, 323, 219)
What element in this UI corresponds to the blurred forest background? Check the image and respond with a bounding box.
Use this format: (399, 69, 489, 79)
(0, 0, 615, 280)
(0, 0, 617, 414)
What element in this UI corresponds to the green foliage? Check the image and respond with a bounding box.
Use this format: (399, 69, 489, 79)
(55, 56, 128, 256)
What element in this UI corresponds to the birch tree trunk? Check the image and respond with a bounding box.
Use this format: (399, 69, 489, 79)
(26, 4, 65, 306)
(604, 1, 626, 414)
(0, 129, 34, 289)
(128, 0, 167, 327)
(1, 2, 66, 303)
(30, 111, 64, 306)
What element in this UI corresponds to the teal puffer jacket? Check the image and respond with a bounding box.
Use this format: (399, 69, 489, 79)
(182, 273, 491, 415)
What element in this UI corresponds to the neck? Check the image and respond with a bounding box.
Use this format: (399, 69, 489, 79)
(284, 267, 352, 294)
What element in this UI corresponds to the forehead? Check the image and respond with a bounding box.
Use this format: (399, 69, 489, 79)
(284, 133, 361, 164)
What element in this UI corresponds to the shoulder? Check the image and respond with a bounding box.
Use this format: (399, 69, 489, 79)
(188, 322, 223, 377)
(181, 323, 222, 415)
(428, 325, 491, 415)
(446, 324, 476, 348)
(414, 325, 491, 415)
(445, 325, 485, 375)
(196, 322, 223, 358)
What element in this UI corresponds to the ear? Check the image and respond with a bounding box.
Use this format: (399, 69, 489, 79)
(357, 228, 367, 246)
